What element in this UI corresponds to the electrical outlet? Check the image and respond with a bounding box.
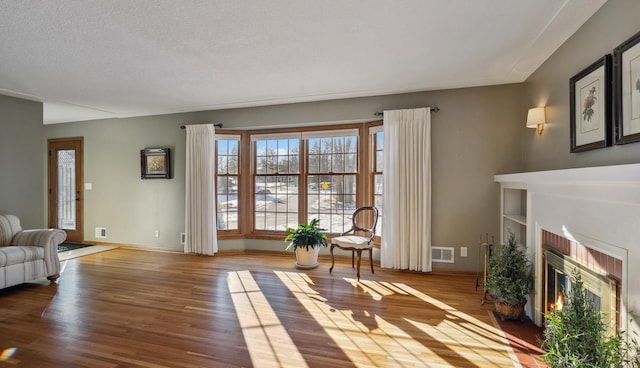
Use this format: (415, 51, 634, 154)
(461, 246, 467, 257)
(155, 229, 160, 238)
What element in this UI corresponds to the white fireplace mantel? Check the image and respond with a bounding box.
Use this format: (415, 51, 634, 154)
(495, 163, 640, 185)
(495, 163, 640, 329)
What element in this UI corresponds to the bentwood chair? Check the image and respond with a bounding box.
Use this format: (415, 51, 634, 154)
(329, 206, 379, 280)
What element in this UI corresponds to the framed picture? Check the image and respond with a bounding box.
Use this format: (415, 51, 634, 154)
(570, 54, 612, 153)
(613, 31, 640, 145)
(140, 148, 171, 179)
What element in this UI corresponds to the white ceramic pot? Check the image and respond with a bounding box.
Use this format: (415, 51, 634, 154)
(294, 246, 319, 269)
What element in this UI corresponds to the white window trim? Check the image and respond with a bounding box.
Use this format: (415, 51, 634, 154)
(302, 128, 359, 139)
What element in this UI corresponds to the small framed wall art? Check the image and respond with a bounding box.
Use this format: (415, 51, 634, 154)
(613, 30, 640, 145)
(140, 148, 171, 179)
(569, 54, 612, 153)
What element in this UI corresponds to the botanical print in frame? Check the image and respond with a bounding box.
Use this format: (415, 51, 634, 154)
(570, 55, 612, 153)
(614, 31, 640, 144)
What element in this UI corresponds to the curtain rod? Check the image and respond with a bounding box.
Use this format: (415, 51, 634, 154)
(180, 123, 223, 129)
(374, 107, 440, 117)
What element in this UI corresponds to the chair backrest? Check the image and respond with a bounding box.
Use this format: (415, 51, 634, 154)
(350, 206, 379, 241)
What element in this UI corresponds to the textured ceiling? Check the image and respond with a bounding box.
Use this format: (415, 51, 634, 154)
(0, 0, 606, 124)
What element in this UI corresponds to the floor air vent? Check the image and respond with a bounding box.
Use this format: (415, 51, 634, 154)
(432, 247, 454, 263)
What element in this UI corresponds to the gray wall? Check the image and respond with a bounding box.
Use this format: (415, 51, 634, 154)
(44, 84, 524, 271)
(0, 94, 45, 228)
(522, 0, 640, 332)
(523, 0, 640, 171)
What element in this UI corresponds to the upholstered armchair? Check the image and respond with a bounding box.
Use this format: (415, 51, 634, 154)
(0, 214, 66, 289)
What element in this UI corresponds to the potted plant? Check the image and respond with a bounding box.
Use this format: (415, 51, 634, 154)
(486, 231, 534, 320)
(284, 218, 328, 269)
(542, 270, 640, 367)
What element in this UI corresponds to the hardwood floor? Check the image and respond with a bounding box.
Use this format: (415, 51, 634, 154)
(0, 249, 524, 367)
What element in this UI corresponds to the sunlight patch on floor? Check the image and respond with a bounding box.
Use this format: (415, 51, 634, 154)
(276, 271, 435, 367)
(228, 270, 308, 368)
(394, 283, 507, 340)
(275, 272, 519, 367)
(391, 282, 517, 367)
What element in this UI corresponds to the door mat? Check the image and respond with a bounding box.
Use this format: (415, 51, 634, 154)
(57, 243, 92, 253)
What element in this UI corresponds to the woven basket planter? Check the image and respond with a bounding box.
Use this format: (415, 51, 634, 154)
(494, 301, 525, 321)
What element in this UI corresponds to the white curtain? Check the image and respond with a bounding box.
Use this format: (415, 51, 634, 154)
(381, 108, 432, 272)
(184, 124, 218, 255)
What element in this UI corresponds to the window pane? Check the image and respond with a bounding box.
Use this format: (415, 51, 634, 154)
(375, 131, 384, 172)
(372, 130, 384, 235)
(319, 154, 330, 173)
(374, 174, 383, 235)
(217, 155, 228, 174)
(309, 135, 357, 174)
(307, 174, 356, 233)
(309, 138, 320, 154)
(308, 153, 319, 173)
(348, 136, 357, 153)
(333, 137, 344, 152)
(321, 137, 332, 154)
(266, 140, 278, 174)
(227, 141, 239, 175)
(255, 138, 300, 175)
(217, 176, 239, 230)
(255, 176, 299, 231)
(216, 138, 240, 231)
(345, 153, 357, 172)
(289, 153, 300, 173)
(332, 153, 345, 172)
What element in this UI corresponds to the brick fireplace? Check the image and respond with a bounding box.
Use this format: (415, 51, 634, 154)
(495, 164, 638, 334)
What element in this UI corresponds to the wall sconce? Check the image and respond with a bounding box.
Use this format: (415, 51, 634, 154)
(526, 107, 546, 135)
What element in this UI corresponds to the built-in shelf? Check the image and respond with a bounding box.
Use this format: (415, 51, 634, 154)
(498, 186, 528, 247)
(503, 213, 526, 226)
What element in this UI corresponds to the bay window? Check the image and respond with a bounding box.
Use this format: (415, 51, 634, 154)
(216, 122, 382, 240)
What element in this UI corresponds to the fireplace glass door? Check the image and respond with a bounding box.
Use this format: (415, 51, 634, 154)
(543, 250, 616, 333)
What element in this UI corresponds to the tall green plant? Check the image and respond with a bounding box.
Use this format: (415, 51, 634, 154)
(284, 218, 328, 251)
(486, 231, 533, 306)
(542, 270, 640, 367)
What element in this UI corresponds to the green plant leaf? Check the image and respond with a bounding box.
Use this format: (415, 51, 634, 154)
(284, 218, 328, 251)
(541, 270, 640, 367)
(486, 231, 533, 306)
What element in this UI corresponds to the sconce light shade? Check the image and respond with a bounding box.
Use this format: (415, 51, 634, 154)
(526, 107, 546, 134)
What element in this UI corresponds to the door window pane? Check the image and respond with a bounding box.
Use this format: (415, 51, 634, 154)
(57, 150, 76, 230)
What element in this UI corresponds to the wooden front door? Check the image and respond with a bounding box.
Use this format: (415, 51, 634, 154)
(48, 137, 84, 243)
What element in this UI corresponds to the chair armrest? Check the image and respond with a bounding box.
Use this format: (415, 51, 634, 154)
(340, 228, 355, 236)
(12, 229, 66, 277)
